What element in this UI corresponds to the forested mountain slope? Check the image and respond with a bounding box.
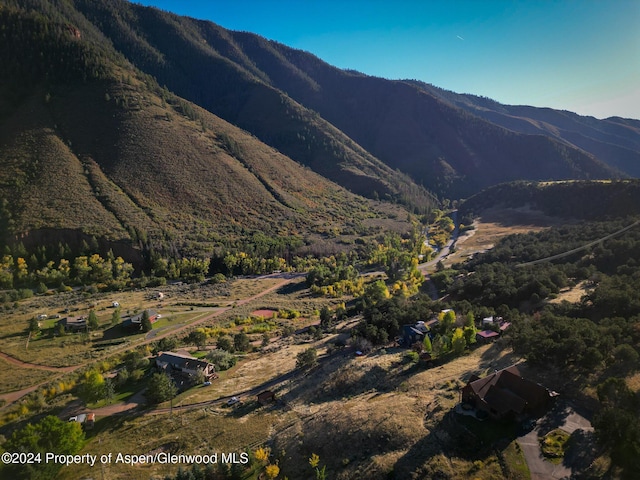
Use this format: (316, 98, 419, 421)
(414, 81, 640, 178)
(0, 2, 412, 258)
(71, 0, 628, 198)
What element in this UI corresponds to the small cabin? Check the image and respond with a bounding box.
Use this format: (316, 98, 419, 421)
(257, 390, 276, 405)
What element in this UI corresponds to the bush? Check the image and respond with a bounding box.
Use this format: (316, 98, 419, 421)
(207, 350, 237, 371)
(404, 351, 419, 363)
(296, 348, 318, 369)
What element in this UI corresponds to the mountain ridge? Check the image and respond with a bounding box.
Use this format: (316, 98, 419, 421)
(0, 2, 419, 261)
(1, 0, 638, 260)
(71, 0, 632, 199)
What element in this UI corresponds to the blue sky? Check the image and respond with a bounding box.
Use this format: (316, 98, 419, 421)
(134, 1, 639, 119)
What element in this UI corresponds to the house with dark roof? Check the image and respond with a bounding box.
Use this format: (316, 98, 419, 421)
(461, 365, 555, 420)
(156, 351, 216, 382)
(59, 315, 87, 332)
(401, 320, 435, 347)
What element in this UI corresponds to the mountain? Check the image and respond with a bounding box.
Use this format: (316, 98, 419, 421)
(1, 0, 638, 259)
(412, 82, 640, 178)
(69, 0, 633, 199)
(68, 0, 435, 211)
(0, 1, 420, 259)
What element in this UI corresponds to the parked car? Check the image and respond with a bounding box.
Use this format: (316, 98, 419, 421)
(227, 396, 240, 406)
(203, 381, 212, 387)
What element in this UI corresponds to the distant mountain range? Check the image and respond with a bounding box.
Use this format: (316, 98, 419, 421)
(1, 0, 638, 255)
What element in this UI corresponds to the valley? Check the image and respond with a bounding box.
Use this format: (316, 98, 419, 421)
(3, 206, 637, 479)
(0, 1, 638, 479)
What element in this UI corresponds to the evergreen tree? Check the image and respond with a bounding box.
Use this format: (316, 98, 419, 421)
(88, 310, 99, 330)
(141, 310, 152, 332)
(146, 373, 177, 404)
(111, 307, 121, 326)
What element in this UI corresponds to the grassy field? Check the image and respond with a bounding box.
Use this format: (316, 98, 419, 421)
(444, 206, 563, 268)
(0, 358, 55, 394)
(57, 407, 279, 480)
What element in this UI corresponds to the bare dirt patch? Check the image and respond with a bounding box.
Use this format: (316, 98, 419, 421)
(445, 207, 563, 267)
(548, 281, 589, 304)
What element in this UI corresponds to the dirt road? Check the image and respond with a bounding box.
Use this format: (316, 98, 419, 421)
(0, 274, 299, 409)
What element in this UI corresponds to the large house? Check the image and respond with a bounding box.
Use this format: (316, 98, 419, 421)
(461, 365, 556, 420)
(155, 351, 217, 382)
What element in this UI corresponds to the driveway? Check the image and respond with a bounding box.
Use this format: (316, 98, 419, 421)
(517, 402, 594, 480)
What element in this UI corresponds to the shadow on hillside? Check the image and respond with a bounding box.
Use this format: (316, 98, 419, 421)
(275, 281, 307, 296)
(281, 350, 422, 405)
(479, 207, 560, 228)
(392, 409, 511, 479)
(535, 399, 593, 436)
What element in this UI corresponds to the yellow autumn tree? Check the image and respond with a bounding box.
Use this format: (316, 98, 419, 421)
(265, 463, 279, 479)
(254, 446, 270, 462)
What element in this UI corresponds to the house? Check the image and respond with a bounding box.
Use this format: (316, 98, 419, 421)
(257, 390, 276, 405)
(155, 351, 216, 381)
(461, 365, 556, 420)
(476, 318, 511, 343)
(476, 330, 500, 343)
(121, 309, 159, 332)
(59, 315, 87, 332)
(401, 321, 430, 346)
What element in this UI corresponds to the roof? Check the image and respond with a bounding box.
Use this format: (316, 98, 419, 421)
(425, 318, 439, 328)
(156, 351, 212, 372)
(63, 315, 87, 324)
(477, 330, 500, 338)
(465, 365, 550, 416)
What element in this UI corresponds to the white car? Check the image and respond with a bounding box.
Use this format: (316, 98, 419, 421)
(227, 396, 240, 406)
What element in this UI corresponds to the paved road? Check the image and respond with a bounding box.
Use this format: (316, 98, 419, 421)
(419, 210, 459, 272)
(517, 403, 593, 480)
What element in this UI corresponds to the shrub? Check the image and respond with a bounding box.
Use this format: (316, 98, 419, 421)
(296, 348, 318, 369)
(207, 350, 237, 371)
